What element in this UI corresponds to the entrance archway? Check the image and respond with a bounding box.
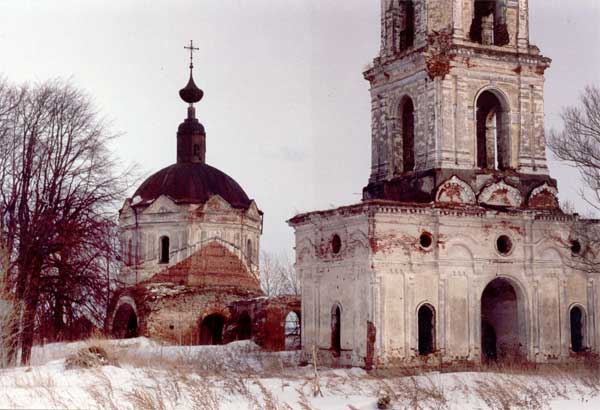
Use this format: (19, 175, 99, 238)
(199, 314, 224, 345)
(481, 277, 526, 362)
(112, 303, 138, 339)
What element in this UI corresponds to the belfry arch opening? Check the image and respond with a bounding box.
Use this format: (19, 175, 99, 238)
(476, 90, 510, 170)
(199, 314, 224, 345)
(570, 306, 586, 353)
(418, 304, 435, 356)
(112, 303, 138, 339)
(331, 304, 341, 357)
(469, 0, 509, 46)
(481, 278, 526, 362)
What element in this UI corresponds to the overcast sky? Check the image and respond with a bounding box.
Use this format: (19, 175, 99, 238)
(1, 0, 599, 255)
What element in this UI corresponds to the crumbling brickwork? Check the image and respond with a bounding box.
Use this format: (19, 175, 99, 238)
(289, 0, 600, 369)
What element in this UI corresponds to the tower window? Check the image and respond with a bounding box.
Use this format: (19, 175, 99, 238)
(159, 236, 170, 264)
(402, 98, 415, 172)
(383, 0, 415, 54)
(399, 1, 415, 51)
(470, 1, 509, 46)
(476, 90, 510, 170)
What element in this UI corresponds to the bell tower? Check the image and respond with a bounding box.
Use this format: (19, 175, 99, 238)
(364, 0, 555, 206)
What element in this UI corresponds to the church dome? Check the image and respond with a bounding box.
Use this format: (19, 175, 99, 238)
(133, 162, 252, 209)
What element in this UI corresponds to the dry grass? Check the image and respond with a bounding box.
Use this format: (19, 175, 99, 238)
(8, 337, 600, 410)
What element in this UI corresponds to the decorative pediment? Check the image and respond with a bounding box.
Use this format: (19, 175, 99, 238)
(245, 201, 261, 220)
(478, 180, 523, 208)
(528, 183, 559, 209)
(204, 195, 233, 213)
(142, 195, 179, 215)
(435, 176, 476, 204)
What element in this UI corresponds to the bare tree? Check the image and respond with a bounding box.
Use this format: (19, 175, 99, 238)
(548, 84, 600, 272)
(259, 251, 299, 297)
(549, 85, 600, 208)
(0, 79, 132, 364)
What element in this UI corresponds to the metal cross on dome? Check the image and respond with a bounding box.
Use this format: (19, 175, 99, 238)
(184, 40, 199, 70)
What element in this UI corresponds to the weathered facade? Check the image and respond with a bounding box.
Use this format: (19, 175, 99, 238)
(108, 54, 299, 349)
(289, 0, 598, 368)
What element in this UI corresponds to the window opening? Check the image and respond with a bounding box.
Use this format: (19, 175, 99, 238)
(331, 305, 341, 356)
(160, 236, 170, 263)
(285, 311, 301, 351)
(418, 304, 435, 355)
(570, 306, 585, 353)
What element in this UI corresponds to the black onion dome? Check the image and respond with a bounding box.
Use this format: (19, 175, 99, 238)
(133, 162, 252, 209)
(179, 74, 204, 104)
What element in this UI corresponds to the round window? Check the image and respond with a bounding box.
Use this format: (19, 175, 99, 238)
(420, 232, 433, 249)
(496, 235, 513, 255)
(331, 234, 342, 254)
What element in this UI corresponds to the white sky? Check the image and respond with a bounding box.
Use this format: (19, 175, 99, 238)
(1, 0, 599, 255)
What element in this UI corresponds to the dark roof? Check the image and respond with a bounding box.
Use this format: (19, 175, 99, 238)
(133, 162, 252, 209)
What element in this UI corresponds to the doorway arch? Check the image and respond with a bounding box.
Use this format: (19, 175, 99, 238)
(480, 277, 527, 362)
(112, 303, 138, 339)
(199, 314, 225, 345)
(237, 311, 252, 341)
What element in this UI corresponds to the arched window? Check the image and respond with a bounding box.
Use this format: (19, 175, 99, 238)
(399, 1, 415, 51)
(383, 0, 415, 54)
(402, 98, 415, 172)
(285, 311, 301, 351)
(247, 238, 253, 261)
(331, 305, 341, 357)
(469, 0, 509, 46)
(476, 90, 510, 170)
(570, 306, 585, 353)
(418, 304, 435, 356)
(159, 236, 170, 264)
(127, 239, 133, 266)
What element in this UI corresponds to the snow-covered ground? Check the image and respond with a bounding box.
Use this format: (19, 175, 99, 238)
(0, 338, 598, 409)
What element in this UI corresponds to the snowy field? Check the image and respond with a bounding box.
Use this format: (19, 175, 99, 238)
(0, 338, 598, 409)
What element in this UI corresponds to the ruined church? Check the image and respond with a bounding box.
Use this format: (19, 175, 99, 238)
(289, 0, 599, 368)
(107, 43, 300, 351)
